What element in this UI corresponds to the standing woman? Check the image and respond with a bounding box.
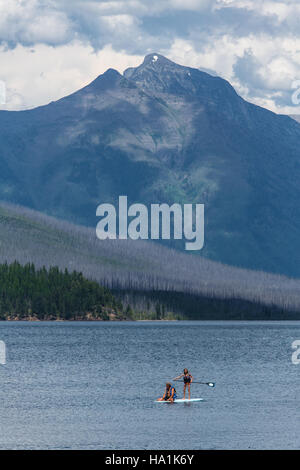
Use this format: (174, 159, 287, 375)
(173, 368, 193, 399)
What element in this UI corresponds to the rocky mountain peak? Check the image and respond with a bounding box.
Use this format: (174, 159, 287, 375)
(123, 53, 237, 100)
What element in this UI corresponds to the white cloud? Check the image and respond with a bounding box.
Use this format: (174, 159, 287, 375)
(0, 0, 72, 45)
(216, 0, 300, 27)
(166, 35, 300, 114)
(0, 42, 142, 110)
(168, 0, 212, 11)
(102, 14, 137, 29)
(1, 0, 300, 114)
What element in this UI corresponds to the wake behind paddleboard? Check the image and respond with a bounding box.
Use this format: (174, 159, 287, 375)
(155, 398, 203, 403)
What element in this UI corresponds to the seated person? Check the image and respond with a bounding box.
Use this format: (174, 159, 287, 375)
(157, 382, 177, 402)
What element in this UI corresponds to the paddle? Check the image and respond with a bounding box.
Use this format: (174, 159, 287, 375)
(175, 380, 215, 387)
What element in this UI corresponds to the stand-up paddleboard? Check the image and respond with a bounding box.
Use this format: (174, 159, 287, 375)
(155, 398, 203, 403)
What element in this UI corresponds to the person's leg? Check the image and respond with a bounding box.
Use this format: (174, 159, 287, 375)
(183, 383, 186, 399)
(188, 383, 191, 399)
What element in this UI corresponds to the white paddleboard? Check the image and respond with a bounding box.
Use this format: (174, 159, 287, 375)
(156, 398, 203, 403)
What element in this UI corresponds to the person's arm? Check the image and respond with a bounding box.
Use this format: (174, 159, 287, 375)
(173, 373, 183, 381)
(169, 388, 175, 401)
(156, 388, 167, 401)
(190, 374, 193, 383)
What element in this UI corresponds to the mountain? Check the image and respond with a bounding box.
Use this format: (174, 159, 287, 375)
(1, 202, 300, 319)
(1, 53, 300, 276)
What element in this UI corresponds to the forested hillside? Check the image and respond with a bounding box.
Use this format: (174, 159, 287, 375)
(0, 262, 125, 321)
(1, 203, 300, 320)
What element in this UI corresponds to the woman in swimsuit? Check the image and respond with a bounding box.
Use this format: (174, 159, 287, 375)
(173, 368, 193, 399)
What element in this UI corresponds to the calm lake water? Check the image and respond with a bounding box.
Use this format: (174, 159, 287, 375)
(0, 321, 299, 450)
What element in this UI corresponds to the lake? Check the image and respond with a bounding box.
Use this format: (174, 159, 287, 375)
(0, 321, 299, 450)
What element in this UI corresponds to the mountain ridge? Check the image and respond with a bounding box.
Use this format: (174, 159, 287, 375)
(1, 54, 300, 276)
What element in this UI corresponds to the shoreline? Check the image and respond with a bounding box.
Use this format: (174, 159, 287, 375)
(0, 318, 299, 322)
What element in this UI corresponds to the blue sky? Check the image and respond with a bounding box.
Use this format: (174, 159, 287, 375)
(1, 0, 300, 114)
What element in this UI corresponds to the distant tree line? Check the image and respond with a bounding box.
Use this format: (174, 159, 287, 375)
(0, 261, 124, 320)
(0, 260, 299, 322)
(117, 289, 300, 321)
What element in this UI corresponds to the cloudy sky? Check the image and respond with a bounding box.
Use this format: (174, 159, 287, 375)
(1, 0, 300, 114)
